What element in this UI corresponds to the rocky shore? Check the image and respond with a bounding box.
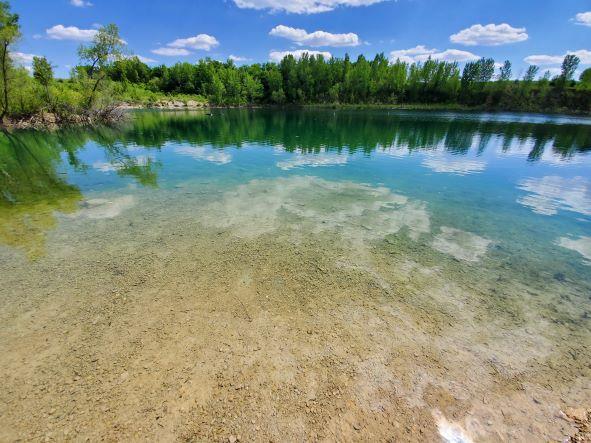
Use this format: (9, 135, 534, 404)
(1, 106, 128, 131)
(118, 100, 208, 111)
(1, 100, 210, 131)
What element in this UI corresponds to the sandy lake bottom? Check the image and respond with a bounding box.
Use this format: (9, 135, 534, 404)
(0, 110, 590, 441)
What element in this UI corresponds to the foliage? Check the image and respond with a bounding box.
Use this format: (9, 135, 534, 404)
(0, 0, 20, 118)
(77, 24, 125, 108)
(580, 68, 591, 88)
(32, 56, 53, 87)
(561, 55, 580, 81)
(0, 0, 590, 123)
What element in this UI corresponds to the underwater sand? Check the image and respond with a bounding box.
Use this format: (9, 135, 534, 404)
(0, 109, 590, 442)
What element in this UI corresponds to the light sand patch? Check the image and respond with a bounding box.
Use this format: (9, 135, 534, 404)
(557, 236, 591, 265)
(174, 146, 232, 164)
(70, 195, 135, 219)
(433, 410, 473, 443)
(276, 154, 347, 170)
(199, 176, 430, 244)
(517, 176, 591, 216)
(432, 227, 492, 262)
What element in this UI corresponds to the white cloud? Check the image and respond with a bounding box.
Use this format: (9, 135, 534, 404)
(151, 34, 219, 58)
(389, 45, 479, 63)
(524, 54, 563, 65)
(390, 45, 435, 63)
(229, 54, 250, 62)
(11, 52, 36, 65)
(269, 49, 332, 62)
(276, 154, 348, 170)
(422, 154, 486, 175)
(450, 23, 528, 46)
(70, 0, 92, 7)
(46, 25, 97, 41)
(524, 49, 591, 66)
(174, 146, 232, 165)
(557, 236, 591, 266)
(233, 0, 388, 14)
(269, 25, 359, 47)
(131, 55, 157, 63)
(539, 67, 562, 78)
(168, 34, 219, 51)
(10, 52, 37, 72)
(517, 176, 591, 216)
(151, 47, 191, 56)
(574, 11, 591, 27)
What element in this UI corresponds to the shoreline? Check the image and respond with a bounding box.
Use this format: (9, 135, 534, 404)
(2, 102, 590, 132)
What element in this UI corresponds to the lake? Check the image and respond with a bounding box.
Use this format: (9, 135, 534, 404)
(1, 109, 590, 442)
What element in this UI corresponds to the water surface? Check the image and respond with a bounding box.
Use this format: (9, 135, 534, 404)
(1, 109, 590, 441)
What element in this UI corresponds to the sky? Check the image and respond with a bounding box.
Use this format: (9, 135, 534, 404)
(9, 0, 591, 78)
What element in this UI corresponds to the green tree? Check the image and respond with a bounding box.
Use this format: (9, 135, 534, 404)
(498, 60, 512, 81)
(523, 65, 539, 82)
(0, 1, 19, 119)
(560, 54, 580, 81)
(580, 68, 591, 86)
(78, 24, 125, 108)
(32, 56, 53, 106)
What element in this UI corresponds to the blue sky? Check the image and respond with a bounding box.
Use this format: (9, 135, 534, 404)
(10, 0, 591, 78)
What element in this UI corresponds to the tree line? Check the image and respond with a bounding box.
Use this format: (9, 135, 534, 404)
(105, 52, 590, 112)
(1, 0, 590, 122)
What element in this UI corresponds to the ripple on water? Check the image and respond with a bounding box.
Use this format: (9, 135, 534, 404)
(276, 154, 348, 170)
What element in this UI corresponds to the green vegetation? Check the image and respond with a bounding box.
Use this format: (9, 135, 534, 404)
(0, 0, 590, 129)
(103, 52, 591, 113)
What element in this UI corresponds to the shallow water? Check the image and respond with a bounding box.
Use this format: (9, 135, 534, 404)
(1, 109, 590, 441)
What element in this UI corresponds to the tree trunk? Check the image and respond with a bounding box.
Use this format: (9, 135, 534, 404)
(86, 72, 104, 109)
(1, 42, 9, 119)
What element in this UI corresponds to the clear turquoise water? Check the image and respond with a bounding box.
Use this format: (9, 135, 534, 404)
(3, 109, 589, 279)
(1, 109, 590, 441)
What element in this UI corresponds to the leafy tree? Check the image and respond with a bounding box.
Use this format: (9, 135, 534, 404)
(561, 54, 580, 81)
(477, 58, 495, 82)
(78, 24, 125, 108)
(0, 0, 19, 118)
(580, 68, 591, 86)
(523, 65, 539, 82)
(32, 56, 53, 105)
(498, 60, 512, 81)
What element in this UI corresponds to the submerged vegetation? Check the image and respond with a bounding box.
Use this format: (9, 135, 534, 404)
(0, 1, 590, 130)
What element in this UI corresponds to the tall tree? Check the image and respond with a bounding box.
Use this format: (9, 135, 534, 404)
(560, 54, 580, 81)
(0, 1, 19, 119)
(523, 65, 539, 82)
(78, 24, 125, 108)
(32, 56, 54, 106)
(498, 60, 512, 81)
